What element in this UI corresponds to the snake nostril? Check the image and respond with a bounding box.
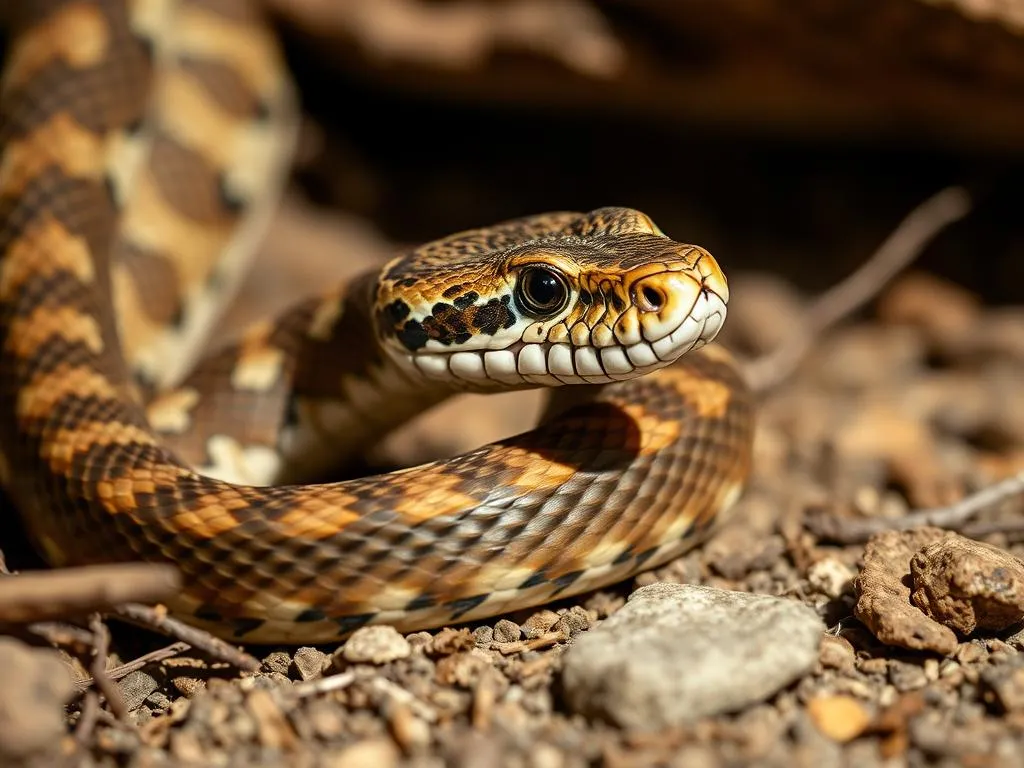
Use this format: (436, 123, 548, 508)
(638, 285, 664, 313)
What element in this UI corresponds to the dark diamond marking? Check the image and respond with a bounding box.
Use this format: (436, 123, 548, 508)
(254, 99, 272, 122)
(194, 605, 223, 622)
(634, 548, 656, 567)
(445, 594, 489, 620)
(296, 608, 327, 623)
(405, 594, 437, 612)
(613, 547, 635, 565)
(230, 618, 265, 638)
(551, 570, 584, 594)
(518, 571, 548, 590)
(217, 176, 246, 214)
(283, 393, 301, 428)
(336, 613, 376, 635)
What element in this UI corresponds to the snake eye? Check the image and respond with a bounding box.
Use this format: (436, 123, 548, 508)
(515, 266, 569, 318)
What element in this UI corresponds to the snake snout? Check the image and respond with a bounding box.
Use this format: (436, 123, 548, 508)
(634, 271, 702, 342)
(623, 259, 728, 365)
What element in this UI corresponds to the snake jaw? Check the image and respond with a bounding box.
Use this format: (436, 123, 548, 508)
(383, 249, 729, 391)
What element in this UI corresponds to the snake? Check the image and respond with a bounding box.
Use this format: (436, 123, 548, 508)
(0, 0, 754, 644)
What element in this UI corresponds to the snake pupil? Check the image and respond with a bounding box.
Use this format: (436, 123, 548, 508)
(517, 267, 568, 318)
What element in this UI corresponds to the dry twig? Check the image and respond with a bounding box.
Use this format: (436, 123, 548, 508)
(743, 186, 972, 394)
(74, 641, 191, 692)
(23, 621, 95, 654)
(291, 671, 356, 698)
(74, 691, 100, 745)
(0, 563, 180, 624)
(88, 614, 127, 720)
(813, 472, 1024, 544)
(114, 603, 260, 672)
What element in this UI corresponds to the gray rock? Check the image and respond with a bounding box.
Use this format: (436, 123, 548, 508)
(292, 646, 328, 681)
(119, 669, 160, 711)
(340, 625, 411, 664)
(560, 582, 825, 730)
(0, 638, 75, 762)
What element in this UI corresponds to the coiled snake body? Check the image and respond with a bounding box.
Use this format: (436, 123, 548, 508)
(0, 0, 754, 642)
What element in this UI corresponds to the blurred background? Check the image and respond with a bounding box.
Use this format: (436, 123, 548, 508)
(256, 0, 1022, 301)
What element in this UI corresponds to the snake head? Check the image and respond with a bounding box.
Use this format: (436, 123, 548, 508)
(375, 207, 729, 389)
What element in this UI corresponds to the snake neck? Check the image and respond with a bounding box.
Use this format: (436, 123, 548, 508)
(280, 270, 462, 482)
(143, 269, 458, 486)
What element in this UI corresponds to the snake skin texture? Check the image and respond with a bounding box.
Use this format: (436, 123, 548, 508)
(0, 0, 756, 643)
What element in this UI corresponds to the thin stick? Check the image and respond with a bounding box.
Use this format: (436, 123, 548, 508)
(74, 691, 100, 745)
(0, 563, 181, 624)
(75, 641, 190, 692)
(24, 621, 95, 653)
(114, 603, 260, 672)
(744, 187, 972, 394)
(88, 614, 127, 720)
(291, 671, 355, 697)
(813, 471, 1024, 544)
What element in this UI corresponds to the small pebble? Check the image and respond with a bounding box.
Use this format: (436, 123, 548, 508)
(819, 635, 856, 672)
(247, 688, 296, 750)
(307, 700, 346, 740)
(119, 669, 160, 712)
(981, 661, 1024, 714)
(807, 558, 856, 599)
(262, 651, 291, 675)
(857, 658, 888, 676)
(328, 738, 400, 768)
(406, 632, 433, 650)
(807, 695, 872, 742)
(429, 628, 476, 655)
(170, 731, 206, 764)
(145, 690, 172, 713)
(171, 676, 206, 698)
(389, 705, 431, 752)
(522, 610, 560, 639)
(341, 626, 412, 664)
(435, 651, 490, 688)
(472, 626, 494, 646)
(292, 647, 328, 681)
(530, 743, 565, 768)
(552, 606, 592, 637)
(889, 661, 929, 692)
(493, 619, 522, 643)
(956, 643, 986, 665)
